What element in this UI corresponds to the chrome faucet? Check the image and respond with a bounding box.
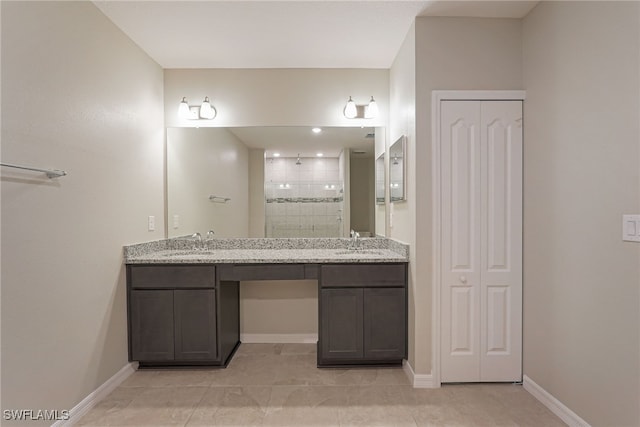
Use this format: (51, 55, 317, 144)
(191, 232, 202, 250)
(350, 229, 360, 250)
(204, 230, 215, 249)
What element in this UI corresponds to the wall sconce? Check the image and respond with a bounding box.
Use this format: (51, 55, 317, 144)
(343, 96, 378, 119)
(178, 96, 217, 120)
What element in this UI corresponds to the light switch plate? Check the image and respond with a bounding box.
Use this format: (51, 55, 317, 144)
(148, 215, 155, 232)
(622, 214, 640, 242)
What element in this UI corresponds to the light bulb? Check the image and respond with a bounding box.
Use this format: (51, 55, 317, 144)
(365, 96, 378, 119)
(178, 97, 191, 119)
(344, 96, 357, 119)
(199, 96, 216, 119)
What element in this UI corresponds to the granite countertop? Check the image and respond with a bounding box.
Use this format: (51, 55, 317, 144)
(124, 237, 409, 264)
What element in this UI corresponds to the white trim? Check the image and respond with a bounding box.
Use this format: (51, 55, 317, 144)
(51, 362, 138, 427)
(402, 360, 437, 388)
(431, 90, 526, 387)
(240, 333, 318, 344)
(431, 90, 526, 101)
(523, 375, 591, 427)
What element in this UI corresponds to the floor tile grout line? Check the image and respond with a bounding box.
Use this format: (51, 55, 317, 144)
(180, 386, 209, 427)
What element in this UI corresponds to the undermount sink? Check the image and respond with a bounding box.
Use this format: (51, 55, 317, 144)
(334, 249, 385, 256)
(156, 250, 209, 257)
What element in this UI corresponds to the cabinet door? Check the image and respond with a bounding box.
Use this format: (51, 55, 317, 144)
(174, 289, 217, 361)
(320, 288, 363, 360)
(131, 290, 174, 361)
(364, 287, 406, 360)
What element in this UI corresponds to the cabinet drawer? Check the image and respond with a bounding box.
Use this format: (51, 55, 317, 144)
(218, 264, 306, 281)
(129, 265, 215, 289)
(320, 264, 406, 288)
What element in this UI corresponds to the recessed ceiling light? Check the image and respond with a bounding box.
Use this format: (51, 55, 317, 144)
(273, 153, 280, 157)
(316, 153, 324, 157)
(312, 127, 322, 134)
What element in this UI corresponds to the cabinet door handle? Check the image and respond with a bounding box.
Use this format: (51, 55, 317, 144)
(459, 275, 467, 284)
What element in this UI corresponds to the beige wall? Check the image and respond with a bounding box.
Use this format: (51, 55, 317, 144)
(392, 17, 523, 375)
(167, 128, 249, 238)
(164, 69, 388, 128)
(389, 21, 417, 369)
(349, 156, 374, 235)
(523, 2, 640, 426)
(374, 127, 387, 237)
(1, 1, 164, 423)
(415, 16, 523, 376)
(240, 280, 318, 340)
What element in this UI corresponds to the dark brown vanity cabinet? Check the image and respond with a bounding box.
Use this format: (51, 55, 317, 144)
(127, 265, 239, 367)
(318, 263, 407, 366)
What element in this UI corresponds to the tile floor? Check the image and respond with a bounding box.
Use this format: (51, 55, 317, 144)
(77, 344, 565, 426)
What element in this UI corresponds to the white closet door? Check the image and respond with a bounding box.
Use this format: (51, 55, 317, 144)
(479, 101, 522, 382)
(440, 101, 482, 382)
(440, 100, 522, 383)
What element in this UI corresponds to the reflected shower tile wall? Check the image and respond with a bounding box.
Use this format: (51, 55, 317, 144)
(265, 157, 343, 238)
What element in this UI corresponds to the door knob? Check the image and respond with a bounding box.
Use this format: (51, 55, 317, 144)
(459, 275, 467, 283)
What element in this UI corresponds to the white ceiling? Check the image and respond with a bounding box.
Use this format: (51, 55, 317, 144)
(93, 1, 538, 69)
(228, 126, 376, 158)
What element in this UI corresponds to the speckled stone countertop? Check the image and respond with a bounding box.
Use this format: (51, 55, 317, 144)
(124, 237, 409, 264)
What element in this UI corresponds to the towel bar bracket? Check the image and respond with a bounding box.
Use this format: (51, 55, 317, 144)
(1, 162, 67, 179)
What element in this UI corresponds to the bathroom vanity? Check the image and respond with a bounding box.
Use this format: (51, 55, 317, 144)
(124, 238, 408, 368)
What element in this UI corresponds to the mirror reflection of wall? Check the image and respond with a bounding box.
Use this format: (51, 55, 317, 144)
(389, 135, 406, 202)
(349, 153, 375, 237)
(166, 127, 382, 238)
(375, 153, 385, 205)
(167, 127, 250, 238)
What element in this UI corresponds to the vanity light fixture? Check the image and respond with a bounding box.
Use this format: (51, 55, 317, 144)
(199, 97, 216, 119)
(365, 96, 378, 119)
(343, 96, 378, 119)
(178, 97, 191, 119)
(178, 96, 217, 120)
(273, 153, 281, 157)
(316, 153, 324, 157)
(344, 96, 357, 119)
(312, 127, 322, 134)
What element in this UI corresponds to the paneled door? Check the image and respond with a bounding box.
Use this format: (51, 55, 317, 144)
(440, 100, 522, 382)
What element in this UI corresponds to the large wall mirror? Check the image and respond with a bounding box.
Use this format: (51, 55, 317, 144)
(166, 126, 383, 239)
(389, 135, 406, 202)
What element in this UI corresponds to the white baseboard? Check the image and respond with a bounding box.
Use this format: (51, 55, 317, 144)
(523, 375, 590, 427)
(402, 360, 437, 388)
(51, 362, 138, 427)
(240, 333, 318, 344)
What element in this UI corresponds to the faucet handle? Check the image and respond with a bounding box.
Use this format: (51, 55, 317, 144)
(191, 232, 203, 250)
(206, 230, 215, 240)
